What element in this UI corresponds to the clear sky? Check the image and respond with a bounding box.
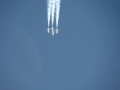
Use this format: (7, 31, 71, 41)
(0, 0, 120, 90)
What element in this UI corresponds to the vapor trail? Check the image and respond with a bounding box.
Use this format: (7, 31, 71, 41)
(51, 0, 56, 26)
(55, 0, 61, 28)
(47, 0, 52, 27)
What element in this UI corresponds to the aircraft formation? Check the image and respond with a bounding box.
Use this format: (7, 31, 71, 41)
(47, 27, 59, 36)
(46, 0, 61, 36)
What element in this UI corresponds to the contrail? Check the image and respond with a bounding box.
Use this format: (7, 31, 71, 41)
(47, 0, 52, 27)
(51, 0, 56, 26)
(55, 0, 61, 28)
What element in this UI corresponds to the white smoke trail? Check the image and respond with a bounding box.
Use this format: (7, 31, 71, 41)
(47, 0, 52, 27)
(51, 0, 56, 26)
(55, 0, 61, 28)
(47, 0, 61, 29)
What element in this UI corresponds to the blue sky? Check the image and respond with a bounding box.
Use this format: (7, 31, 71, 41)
(0, 0, 120, 90)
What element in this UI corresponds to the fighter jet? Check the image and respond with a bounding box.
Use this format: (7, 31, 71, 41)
(51, 27, 55, 36)
(55, 29, 59, 34)
(51, 31, 55, 36)
(47, 28, 50, 33)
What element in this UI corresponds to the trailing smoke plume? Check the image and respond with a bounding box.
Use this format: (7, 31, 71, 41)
(47, 0, 51, 27)
(51, 0, 55, 26)
(55, 0, 61, 28)
(47, 0, 61, 28)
